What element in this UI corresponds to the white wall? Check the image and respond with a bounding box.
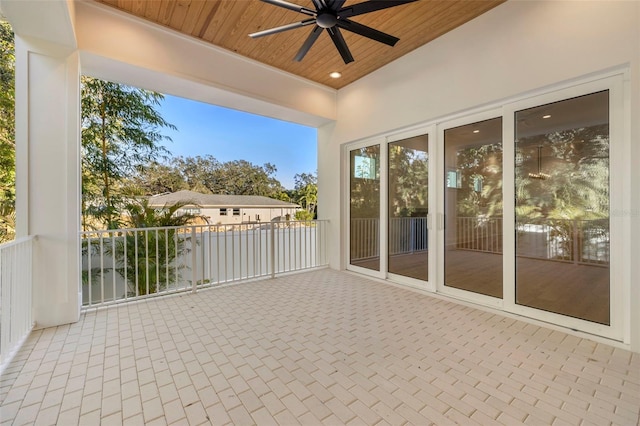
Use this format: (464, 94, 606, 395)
(201, 207, 298, 224)
(318, 0, 640, 350)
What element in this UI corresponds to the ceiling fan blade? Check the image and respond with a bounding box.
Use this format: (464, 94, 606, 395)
(338, 0, 417, 18)
(295, 25, 323, 61)
(328, 0, 347, 11)
(260, 0, 316, 16)
(337, 18, 399, 46)
(311, 0, 328, 10)
(327, 27, 354, 64)
(249, 18, 316, 38)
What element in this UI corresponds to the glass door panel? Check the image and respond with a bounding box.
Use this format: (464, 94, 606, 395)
(444, 118, 503, 298)
(350, 145, 381, 271)
(388, 135, 429, 281)
(515, 91, 610, 325)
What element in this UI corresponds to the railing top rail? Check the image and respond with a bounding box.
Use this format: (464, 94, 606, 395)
(79, 220, 329, 237)
(0, 235, 36, 250)
(80, 225, 187, 236)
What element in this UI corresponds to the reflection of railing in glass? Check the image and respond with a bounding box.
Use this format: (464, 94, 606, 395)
(516, 218, 609, 266)
(454, 216, 609, 265)
(455, 217, 502, 254)
(351, 217, 429, 262)
(389, 217, 428, 255)
(350, 218, 379, 261)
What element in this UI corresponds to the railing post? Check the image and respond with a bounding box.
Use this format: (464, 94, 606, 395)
(270, 222, 276, 279)
(191, 226, 197, 293)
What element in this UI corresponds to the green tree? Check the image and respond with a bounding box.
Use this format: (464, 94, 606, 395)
(0, 20, 15, 242)
(211, 159, 285, 197)
(128, 160, 187, 195)
(292, 172, 317, 219)
(169, 155, 221, 194)
(81, 76, 175, 230)
(108, 199, 203, 297)
(138, 155, 288, 199)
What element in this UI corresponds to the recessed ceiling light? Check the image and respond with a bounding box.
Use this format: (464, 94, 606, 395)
(543, 114, 551, 119)
(329, 72, 342, 79)
(473, 130, 480, 134)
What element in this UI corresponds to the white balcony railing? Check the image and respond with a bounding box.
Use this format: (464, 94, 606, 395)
(0, 236, 35, 366)
(80, 220, 329, 309)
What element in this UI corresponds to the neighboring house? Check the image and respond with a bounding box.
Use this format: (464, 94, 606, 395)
(147, 190, 299, 225)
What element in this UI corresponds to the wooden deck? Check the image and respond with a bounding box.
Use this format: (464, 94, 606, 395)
(353, 249, 609, 325)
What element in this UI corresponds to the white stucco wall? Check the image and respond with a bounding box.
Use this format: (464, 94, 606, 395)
(199, 207, 298, 224)
(317, 0, 640, 350)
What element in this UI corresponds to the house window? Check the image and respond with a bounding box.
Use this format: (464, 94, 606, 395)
(181, 207, 200, 215)
(220, 208, 228, 216)
(232, 208, 240, 216)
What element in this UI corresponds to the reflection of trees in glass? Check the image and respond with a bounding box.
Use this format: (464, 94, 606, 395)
(389, 144, 428, 218)
(455, 143, 502, 218)
(515, 124, 609, 221)
(515, 124, 609, 262)
(350, 146, 380, 218)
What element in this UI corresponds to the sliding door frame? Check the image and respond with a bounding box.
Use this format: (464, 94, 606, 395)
(344, 137, 386, 279)
(385, 125, 436, 292)
(502, 74, 627, 341)
(436, 108, 504, 309)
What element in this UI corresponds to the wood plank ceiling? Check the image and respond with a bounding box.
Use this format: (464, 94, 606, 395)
(95, 0, 505, 89)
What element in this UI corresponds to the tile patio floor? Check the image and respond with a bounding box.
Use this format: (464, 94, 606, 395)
(0, 269, 638, 425)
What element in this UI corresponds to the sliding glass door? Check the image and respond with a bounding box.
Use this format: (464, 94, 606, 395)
(388, 135, 429, 282)
(349, 145, 381, 272)
(514, 91, 610, 325)
(345, 74, 623, 340)
(443, 117, 503, 299)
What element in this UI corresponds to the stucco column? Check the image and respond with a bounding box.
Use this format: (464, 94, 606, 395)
(14, 36, 81, 328)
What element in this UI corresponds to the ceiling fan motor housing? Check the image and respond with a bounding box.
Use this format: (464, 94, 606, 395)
(316, 12, 338, 29)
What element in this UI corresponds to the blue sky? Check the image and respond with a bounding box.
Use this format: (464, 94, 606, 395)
(158, 95, 317, 190)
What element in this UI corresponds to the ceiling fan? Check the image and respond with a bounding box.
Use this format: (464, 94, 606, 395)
(249, 0, 418, 64)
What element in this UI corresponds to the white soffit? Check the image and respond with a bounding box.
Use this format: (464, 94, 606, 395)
(0, 0, 77, 48)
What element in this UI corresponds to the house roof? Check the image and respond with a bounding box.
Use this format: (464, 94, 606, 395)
(148, 190, 299, 209)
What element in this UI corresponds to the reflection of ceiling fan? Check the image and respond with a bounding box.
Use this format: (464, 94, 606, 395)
(249, 0, 417, 64)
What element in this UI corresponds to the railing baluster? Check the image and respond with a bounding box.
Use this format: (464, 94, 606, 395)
(112, 233, 116, 302)
(155, 229, 160, 294)
(270, 223, 275, 278)
(87, 236, 93, 306)
(216, 225, 221, 284)
(99, 235, 105, 304)
(165, 228, 169, 293)
(123, 231, 128, 301)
